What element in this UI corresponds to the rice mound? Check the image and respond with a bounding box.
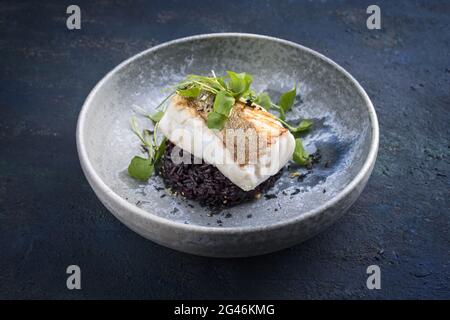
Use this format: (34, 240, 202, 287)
(159, 141, 281, 207)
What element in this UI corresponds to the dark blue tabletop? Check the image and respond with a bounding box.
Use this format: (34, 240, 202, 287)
(0, 0, 449, 299)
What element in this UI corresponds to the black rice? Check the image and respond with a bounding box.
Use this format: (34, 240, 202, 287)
(159, 141, 281, 208)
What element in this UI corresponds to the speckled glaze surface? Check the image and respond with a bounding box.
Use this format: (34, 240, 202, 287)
(76, 33, 379, 257)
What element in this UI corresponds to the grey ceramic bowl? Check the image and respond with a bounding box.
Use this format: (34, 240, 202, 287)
(76, 33, 379, 257)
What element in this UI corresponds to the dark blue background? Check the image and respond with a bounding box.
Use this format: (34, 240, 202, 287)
(0, 0, 449, 299)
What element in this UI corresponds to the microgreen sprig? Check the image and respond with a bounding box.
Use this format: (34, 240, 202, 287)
(175, 71, 255, 130)
(127, 117, 166, 181)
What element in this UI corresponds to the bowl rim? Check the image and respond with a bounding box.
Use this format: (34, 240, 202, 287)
(76, 32, 379, 235)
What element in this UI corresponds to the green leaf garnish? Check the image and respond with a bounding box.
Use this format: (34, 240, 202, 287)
(292, 119, 313, 133)
(207, 111, 228, 130)
(278, 85, 297, 120)
(148, 111, 165, 123)
(226, 71, 253, 97)
(128, 116, 166, 181)
(293, 138, 310, 166)
(255, 92, 272, 110)
(275, 117, 312, 134)
(213, 90, 235, 117)
(128, 156, 154, 181)
(177, 86, 201, 98)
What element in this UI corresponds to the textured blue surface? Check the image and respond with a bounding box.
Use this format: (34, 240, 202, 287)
(0, 0, 449, 299)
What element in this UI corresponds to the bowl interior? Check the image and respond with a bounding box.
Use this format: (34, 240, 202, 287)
(81, 35, 373, 228)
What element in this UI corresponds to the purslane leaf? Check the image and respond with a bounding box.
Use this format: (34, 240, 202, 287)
(292, 119, 313, 133)
(243, 73, 253, 91)
(226, 71, 245, 95)
(255, 92, 272, 110)
(128, 156, 154, 181)
(278, 85, 297, 120)
(213, 90, 235, 116)
(226, 71, 252, 97)
(292, 138, 310, 166)
(207, 111, 228, 130)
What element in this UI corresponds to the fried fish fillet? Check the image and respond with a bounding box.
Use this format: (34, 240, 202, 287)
(158, 94, 295, 191)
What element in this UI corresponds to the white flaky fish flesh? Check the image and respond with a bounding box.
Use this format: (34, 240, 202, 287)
(158, 93, 295, 191)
